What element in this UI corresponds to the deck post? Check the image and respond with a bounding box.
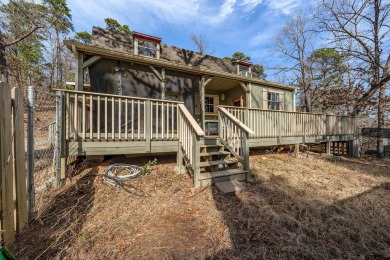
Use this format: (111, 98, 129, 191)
(352, 127, 360, 157)
(161, 68, 165, 99)
(326, 141, 331, 154)
(176, 114, 184, 174)
(145, 100, 151, 153)
(243, 132, 250, 181)
(245, 89, 251, 109)
(74, 49, 84, 91)
(193, 134, 201, 188)
(200, 76, 206, 131)
(244, 107, 249, 126)
(60, 91, 67, 179)
(55, 90, 63, 187)
(176, 146, 183, 174)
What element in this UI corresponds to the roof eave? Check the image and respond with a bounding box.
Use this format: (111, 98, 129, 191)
(65, 40, 299, 91)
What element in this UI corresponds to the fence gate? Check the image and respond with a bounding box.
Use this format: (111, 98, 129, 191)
(27, 86, 62, 215)
(0, 83, 28, 244)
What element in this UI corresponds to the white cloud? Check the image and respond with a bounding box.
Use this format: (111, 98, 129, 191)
(266, 0, 301, 15)
(214, 0, 236, 23)
(239, 0, 263, 12)
(69, 0, 205, 32)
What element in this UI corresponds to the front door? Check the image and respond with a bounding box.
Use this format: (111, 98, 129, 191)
(232, 96, 244, 107)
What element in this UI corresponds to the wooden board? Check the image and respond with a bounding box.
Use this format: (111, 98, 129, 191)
(67, 140, 179, 156)
(199, 169, 247, 180)
(12, 88, 28, 233)
(0, 82, 15, 243)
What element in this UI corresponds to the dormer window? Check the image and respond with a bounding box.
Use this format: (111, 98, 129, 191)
(133, 32, 161, 58)
(238, 64, 250, 76)
(232, 60, 252, 77)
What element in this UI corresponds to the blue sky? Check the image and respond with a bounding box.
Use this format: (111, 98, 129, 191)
(68, 0, 316, 80)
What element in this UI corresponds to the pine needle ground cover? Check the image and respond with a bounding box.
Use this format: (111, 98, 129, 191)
(11, 154, 390, 259)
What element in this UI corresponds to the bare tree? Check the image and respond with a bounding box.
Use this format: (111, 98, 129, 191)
(0, 0, 44, 83)
(272, 11, 315, 112)
(317, 0, 390, 156)
(190, 32, 214, 55)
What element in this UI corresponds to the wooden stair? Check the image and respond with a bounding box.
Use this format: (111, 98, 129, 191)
(197, 137, 248, 187)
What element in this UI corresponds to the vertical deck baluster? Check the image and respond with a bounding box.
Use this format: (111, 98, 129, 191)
(253, 110, 256, 137)
(111, 97, 115, 139)
(131, 100, 134, 140)
(144, 100, 146, 139)
(166, 103, 169, 138)
(137, 100, 140, 140)
(125, 99, 128, 140)
(171, 103, 174, 139)
(82, 94, 86, 140)
(89, 95, 93, 140)
(149, 101, 152, 140)
(266, 111, 269, 137)
(66, 93, 70, 140)
(118, 98, 122, 140)
(97, 96, 101, 140)
(104, 97, 108, 140)
(161, 102, 164, 139)
(155, 102, 159, 139)
(74, 93, 78, 140)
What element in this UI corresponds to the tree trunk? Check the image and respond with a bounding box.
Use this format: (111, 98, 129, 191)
(0, 40, 8, 83)
(377, 83, 385, 157)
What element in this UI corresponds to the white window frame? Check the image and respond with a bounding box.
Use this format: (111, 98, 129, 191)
(237, 64, 251, 77)
(267, 92, 280, 110)
(134, 37, 160, 58)
(263, 88, 285, 111)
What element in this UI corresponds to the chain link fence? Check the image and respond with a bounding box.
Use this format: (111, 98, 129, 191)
(358, 128, 390, 157)
(27, 87, 61, 200)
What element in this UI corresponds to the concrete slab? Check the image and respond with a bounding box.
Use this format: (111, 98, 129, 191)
(215, 180, 244, 194)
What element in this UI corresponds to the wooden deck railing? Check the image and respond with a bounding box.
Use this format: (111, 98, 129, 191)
(224, 106, 355, 138)
(178, 104, 205, 187)
(218, 107, 255, 173)
(61, 89, 181, 141)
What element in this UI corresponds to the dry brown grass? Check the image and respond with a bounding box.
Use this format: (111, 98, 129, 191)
(10, 153, 390, 259)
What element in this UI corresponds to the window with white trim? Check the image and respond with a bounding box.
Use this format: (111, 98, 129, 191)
(195, 94, 219, 115)
(133, 32, 161, 58)
(267, 92, 280, 110)
(263, 89, 284, 111)
(138, 39, 158, 57)
(238, 64, 250, 77)
(205, 96, 215, 113)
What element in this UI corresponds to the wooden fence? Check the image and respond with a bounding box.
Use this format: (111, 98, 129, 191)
(0, 82, 28, 244)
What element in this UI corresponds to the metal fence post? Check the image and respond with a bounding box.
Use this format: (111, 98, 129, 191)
(27, 85, 35, 220)
(55, 91, 63, 187)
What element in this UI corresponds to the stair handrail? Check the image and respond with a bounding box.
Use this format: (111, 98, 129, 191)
(177, 104, 205, 187)
(218, 107, 254, 135)
(218, 107, 254, 172)
(178, 104, 205, 137)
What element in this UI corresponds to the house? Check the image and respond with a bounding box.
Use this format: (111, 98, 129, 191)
(61, 27, 355, 187)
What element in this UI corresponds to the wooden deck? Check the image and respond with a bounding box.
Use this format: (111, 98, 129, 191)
(59, 90, 355, 157)
(223, 106, 355, 148)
